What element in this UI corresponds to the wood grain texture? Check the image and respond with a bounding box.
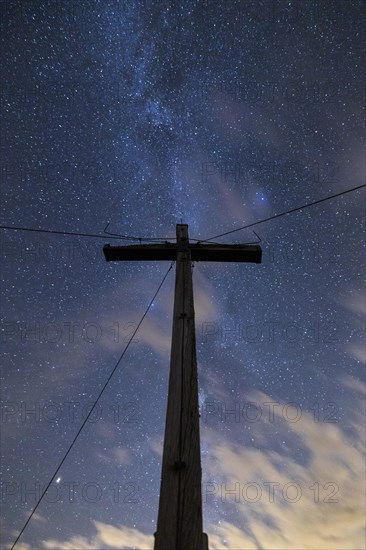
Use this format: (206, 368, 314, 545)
(102, 224, 261, 548)
(154, 225, 208, 550)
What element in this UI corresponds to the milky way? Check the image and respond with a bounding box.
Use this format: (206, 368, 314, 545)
(1, 1, 365, 549)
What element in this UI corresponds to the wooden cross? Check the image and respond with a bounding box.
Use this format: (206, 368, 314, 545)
(103, 224, 262, 550)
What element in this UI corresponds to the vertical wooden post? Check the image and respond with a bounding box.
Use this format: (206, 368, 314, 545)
(154, 224, 208, 550)
(103, 223, 260, 549)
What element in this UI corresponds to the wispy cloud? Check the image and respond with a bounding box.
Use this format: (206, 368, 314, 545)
(42, 521, 153, 549)
(203, 390, 366, 549)
(95, 445, 132, 466)
(38, 386, 365, 550)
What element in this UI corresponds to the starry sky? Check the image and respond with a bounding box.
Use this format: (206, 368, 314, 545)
(0, 1, 365, 549)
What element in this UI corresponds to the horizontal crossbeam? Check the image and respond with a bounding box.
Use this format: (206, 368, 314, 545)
(103, 243, 262, 263)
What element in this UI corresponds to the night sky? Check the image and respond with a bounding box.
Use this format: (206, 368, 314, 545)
(1, 1, 365, 549)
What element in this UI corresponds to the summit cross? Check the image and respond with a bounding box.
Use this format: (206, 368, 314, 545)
(103, 224, 262, 550)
